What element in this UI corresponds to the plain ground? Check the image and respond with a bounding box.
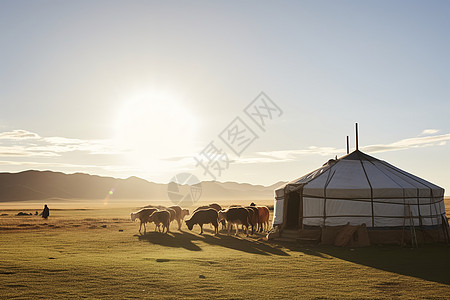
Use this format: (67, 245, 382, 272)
(0, 198, 449, 299)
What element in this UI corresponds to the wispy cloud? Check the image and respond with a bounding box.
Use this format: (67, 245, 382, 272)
(0, 129, 121, 157)
(362, 133, 450, 153)
(237, 130, 450, 164)
(0, 129, 193, 180)
(0, 129, 40, 140)
(237, 146, 343, 164)
(0, 160, 99, 168)
(0, 145, 58, 157)
(236, 146, 343, 164)
(420, 129, 439, 135)
(161, 155, 192, 162)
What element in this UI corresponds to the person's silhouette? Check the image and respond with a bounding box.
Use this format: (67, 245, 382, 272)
(40, 204, 49, 219)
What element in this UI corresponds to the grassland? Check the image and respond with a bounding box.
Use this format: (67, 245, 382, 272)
(1, 200, 449, 299)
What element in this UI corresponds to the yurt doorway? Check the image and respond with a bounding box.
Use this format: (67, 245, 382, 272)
(286, 191, 302, 228)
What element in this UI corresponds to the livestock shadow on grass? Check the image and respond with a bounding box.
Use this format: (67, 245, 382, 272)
(194, 231, 290, 256)
(276, 242, 333, 259)
(137, 229, 289, 256)
(137, 231, 202, 251)
(318, 244, 450, 285)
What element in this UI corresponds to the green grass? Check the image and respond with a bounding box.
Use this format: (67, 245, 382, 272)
(0, 208, 449, 299)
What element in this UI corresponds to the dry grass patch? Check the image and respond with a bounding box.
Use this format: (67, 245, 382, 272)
(0, 207, 449, 299)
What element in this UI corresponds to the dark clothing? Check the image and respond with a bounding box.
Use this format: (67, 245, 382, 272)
(40, 205, 49, 219)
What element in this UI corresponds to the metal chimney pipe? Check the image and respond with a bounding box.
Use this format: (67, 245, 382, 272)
(346, 136, 349, 154)
(355, 123, 359, 151)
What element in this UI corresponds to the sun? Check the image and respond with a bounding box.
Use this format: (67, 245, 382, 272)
(114, 90, 198, 172)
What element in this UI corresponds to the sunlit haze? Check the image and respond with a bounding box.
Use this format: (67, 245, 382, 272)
(0, 1, 449, 193)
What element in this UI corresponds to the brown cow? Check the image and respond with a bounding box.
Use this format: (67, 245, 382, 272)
(130, 208, 158, 234)
(193, 205, 210, 212)
(208, 203, 226, 230)
(181, 208, 190, 219)
(208, 203, 222, 211)
(245, 206, 259, 235)
(255, 205, 270, 232)
(218, 207, 249, 236)
(149, 210, 171, 233)
(185, 208, 219, 235)
(166, 207, 176, 222)
(168, 205, 190, 230)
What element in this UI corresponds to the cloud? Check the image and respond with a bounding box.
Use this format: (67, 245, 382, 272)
(0, 130, 40, 140)
(0, 129, 199, 182)
(0, 129, 121, 158)
(421, 129, 440, 135)
(233, 147, 339, 164)
(0, 145, 59, 157)
(236, 131, 450, 164)
(2, 128, 449, 173)
(236, 146, 344, 164)
(161, 155, 191, 162)
(0, 160, 98, 168)
(234, 156, 295, 164)
(362, 133, 450, 153)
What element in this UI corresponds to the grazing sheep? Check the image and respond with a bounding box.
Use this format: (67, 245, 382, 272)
(193, 205, 210, 213)
(166, 207, 176, 223)
(218, 207, 249, 236)
(130, 208, 158, 234)
(208, 203, 226, 230)
(168, 205, 189, 230)
(185, 208, 219, 235)
(194, 203, 225, 230)
(181, 208, 190, 219)
(148, 210, 171, 233)
(208, 203, 222, 211)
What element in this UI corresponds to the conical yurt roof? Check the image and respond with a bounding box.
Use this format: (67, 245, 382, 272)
(277, 150, 444, 202)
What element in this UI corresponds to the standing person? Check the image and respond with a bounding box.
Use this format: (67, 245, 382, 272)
(40, 204, 49, 219)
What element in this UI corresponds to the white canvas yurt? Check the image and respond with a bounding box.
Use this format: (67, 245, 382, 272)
(272, 150, 449, 245)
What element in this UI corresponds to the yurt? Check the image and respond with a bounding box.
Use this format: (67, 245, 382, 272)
(271, 150, 449, 245)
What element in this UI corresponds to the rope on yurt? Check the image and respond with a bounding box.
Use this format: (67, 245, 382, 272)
(369, 158, 410, 234)
(378, 160, 442, 226)
(359, 160, 374, 227)
(322, 169, 336, 226)
(401, 190, 407, 247)
(281, 185, 289, 232)
(408, 204, 418, 248)
(416, 188, 426, 243)
(429, 187, 435, 227)
(402, 204, 418, 247)
(440, 214, 450, 244)
(401, 208, 408, 247)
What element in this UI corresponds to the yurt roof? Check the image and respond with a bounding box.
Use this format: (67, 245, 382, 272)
(277, 150, 444, 199)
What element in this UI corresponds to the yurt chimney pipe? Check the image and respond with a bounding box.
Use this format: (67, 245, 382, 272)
(355, 123, 359, 151)
(346, 136, 349, 154)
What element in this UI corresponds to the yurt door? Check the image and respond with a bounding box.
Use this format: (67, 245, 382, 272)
(286, 191, 303, 228)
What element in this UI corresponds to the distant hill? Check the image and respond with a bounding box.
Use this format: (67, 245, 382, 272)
(0, 170, 286, 202)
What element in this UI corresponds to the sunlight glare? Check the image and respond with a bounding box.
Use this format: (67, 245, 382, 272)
(114, 90, 198, 172)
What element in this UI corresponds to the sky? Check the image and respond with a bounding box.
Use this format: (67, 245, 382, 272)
(0, 1, 449, 193)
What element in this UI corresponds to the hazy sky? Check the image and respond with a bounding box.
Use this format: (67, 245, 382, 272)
(0, 1, 449, 193)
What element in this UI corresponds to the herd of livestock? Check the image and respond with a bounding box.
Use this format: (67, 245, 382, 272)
(130, 203, 270, 236)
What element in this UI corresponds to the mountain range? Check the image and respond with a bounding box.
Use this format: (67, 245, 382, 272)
(0, 170, 285, 202)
